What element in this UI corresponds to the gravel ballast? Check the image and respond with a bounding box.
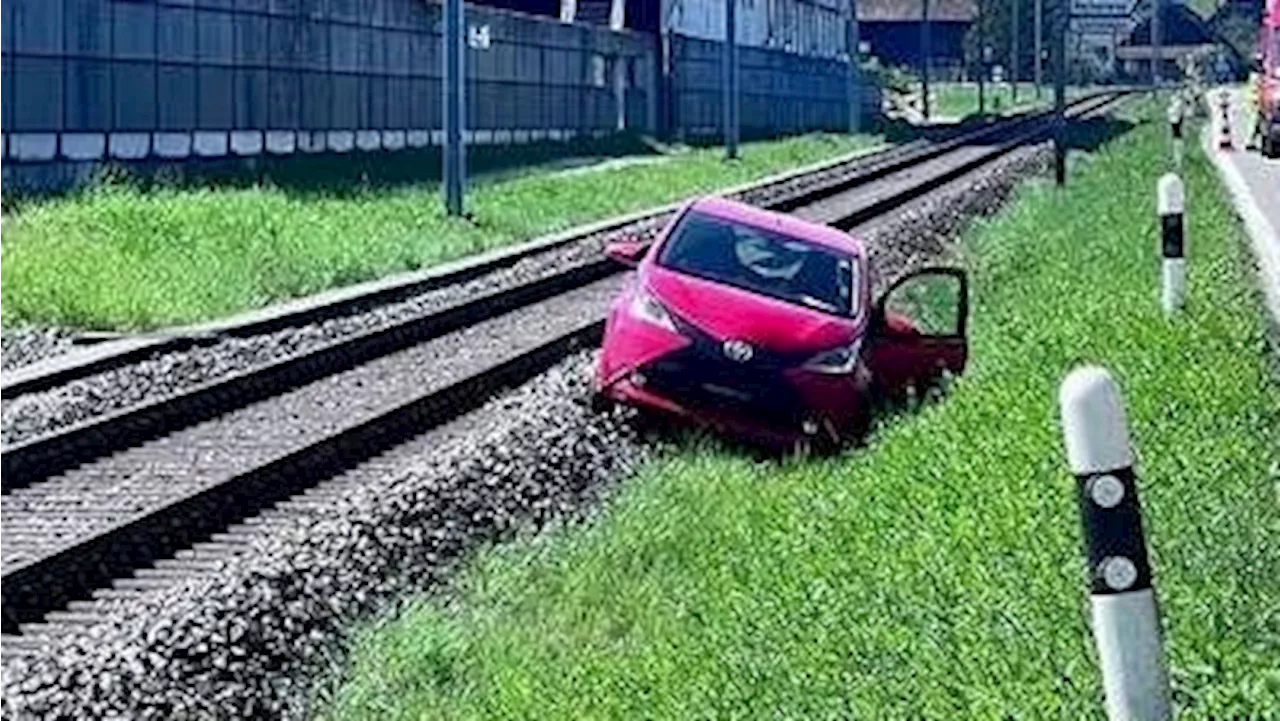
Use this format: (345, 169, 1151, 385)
(2, 354, 657, 719)
(0, 328, 77, 374)
(3, 141, 1061, 719)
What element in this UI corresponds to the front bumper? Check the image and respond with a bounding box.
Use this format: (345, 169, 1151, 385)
(599, 346, 867, 445)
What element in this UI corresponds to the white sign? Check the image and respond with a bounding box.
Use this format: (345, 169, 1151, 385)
(1069, 0, 1135, 16)
(1069, 16, 1135, 36)
(468, 24, 491, 50)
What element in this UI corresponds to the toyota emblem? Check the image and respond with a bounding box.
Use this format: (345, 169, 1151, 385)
(722, 340, 754, 363)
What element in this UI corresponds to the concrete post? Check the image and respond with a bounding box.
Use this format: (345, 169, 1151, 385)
(1059, 367, 1173, 721)
(1158, 173, 1186, 314)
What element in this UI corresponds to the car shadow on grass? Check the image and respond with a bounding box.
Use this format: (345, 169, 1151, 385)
(605, 372, 960, 463)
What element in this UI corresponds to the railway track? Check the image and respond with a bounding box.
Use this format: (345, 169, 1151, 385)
(0, 90, 1131, 649)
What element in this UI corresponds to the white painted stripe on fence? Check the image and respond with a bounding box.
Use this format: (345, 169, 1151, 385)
(153, 133, 192, 158)
(430, 129, 445, 145)
(382, 130, 406, 150)
(193, 132, 229, 157)
(327, 131, 355, 152)
(109, 133, 151, 160)
(1, 133, 6, 159)
(60, 133, 106, 160)
(407, 130, 431, 147)
(530, 129, 545, 141)
(230, 131, 264, 156)
(493, 129, 512, 143)
(512, 129, 530, 143)
(11, 134, 59, 161)
(266, 131, 297, 155)
(298, 131, 327, 153)
(356, 130, 381, 151)
(474, 129, 494, 144)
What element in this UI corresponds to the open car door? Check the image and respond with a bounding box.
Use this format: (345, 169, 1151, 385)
(864, 267, 969, 395)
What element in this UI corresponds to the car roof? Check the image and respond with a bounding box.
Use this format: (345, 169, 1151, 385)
(687, 195, 865, 256)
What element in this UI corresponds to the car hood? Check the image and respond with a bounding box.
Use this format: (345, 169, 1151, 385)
(646, 265, 860, 354)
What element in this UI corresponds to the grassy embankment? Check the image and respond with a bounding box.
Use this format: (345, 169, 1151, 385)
(319, 101, 1280, 718)
(926, 81, 1048, 118)
(0, 134, 880, 331)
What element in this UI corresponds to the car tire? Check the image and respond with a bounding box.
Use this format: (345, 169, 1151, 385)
(1264, 132, 1279, 159)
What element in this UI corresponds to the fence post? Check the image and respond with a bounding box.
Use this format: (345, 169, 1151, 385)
(1059, 367, 1173, 721)
(1158, 173, 1186, 314)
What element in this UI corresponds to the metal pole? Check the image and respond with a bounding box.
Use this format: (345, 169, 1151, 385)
(1054, 0, 1066, 186)
(978, 1, 986, 115)
(724, 0, 739, 159)
(848, 0, 861, 134)
(921, 0, 931, 120)
(1012, 0, 1020, 102)
(1035, 0, 1043, 98)
(1059, 367, 1173, 721)
(443, 0, 465, 216)
(1151, 0, 1161, 87)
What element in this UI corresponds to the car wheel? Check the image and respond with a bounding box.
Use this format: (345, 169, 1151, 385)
(1264, 132, 1279, 159)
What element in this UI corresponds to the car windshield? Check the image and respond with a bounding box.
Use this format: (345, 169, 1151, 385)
(657, 210, 859, 316)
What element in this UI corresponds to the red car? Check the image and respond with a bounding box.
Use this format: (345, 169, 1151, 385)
(593, 195, 969, 447)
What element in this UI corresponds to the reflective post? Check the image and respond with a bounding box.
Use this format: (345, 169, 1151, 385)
(1059, 367, 1173, 721)
(1158, 173, 1186, 314)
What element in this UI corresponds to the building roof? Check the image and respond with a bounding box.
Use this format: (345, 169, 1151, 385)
(1121, 3, 1215, 46)
(857, 0, 979, 23)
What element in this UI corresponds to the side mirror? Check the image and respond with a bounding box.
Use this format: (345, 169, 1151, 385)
(605, 238, 649, 268)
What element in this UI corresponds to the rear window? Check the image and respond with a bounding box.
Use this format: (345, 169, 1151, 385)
(657, 210, 859, 316)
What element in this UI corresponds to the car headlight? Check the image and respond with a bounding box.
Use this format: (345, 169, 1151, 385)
(630, 289, 678, 333)
(802, 338, 863, 374)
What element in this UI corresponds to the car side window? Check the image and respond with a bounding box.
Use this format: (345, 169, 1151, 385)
(882, 271, 964, 337)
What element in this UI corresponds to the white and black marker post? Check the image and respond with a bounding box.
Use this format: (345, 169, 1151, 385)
(1060, 367, 1172, 721)
(1158, 173, 1186, 314)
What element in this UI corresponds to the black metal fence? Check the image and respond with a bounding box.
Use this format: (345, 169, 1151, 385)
(667, 33, 875, 138)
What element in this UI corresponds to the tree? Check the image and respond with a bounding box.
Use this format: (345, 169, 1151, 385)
(962, 0, 1035, 79)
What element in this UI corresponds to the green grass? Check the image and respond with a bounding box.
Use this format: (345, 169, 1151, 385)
(926, 81, 1048, 118)
(318, 102, 1280, 719)
(0, 133, 880, 331)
